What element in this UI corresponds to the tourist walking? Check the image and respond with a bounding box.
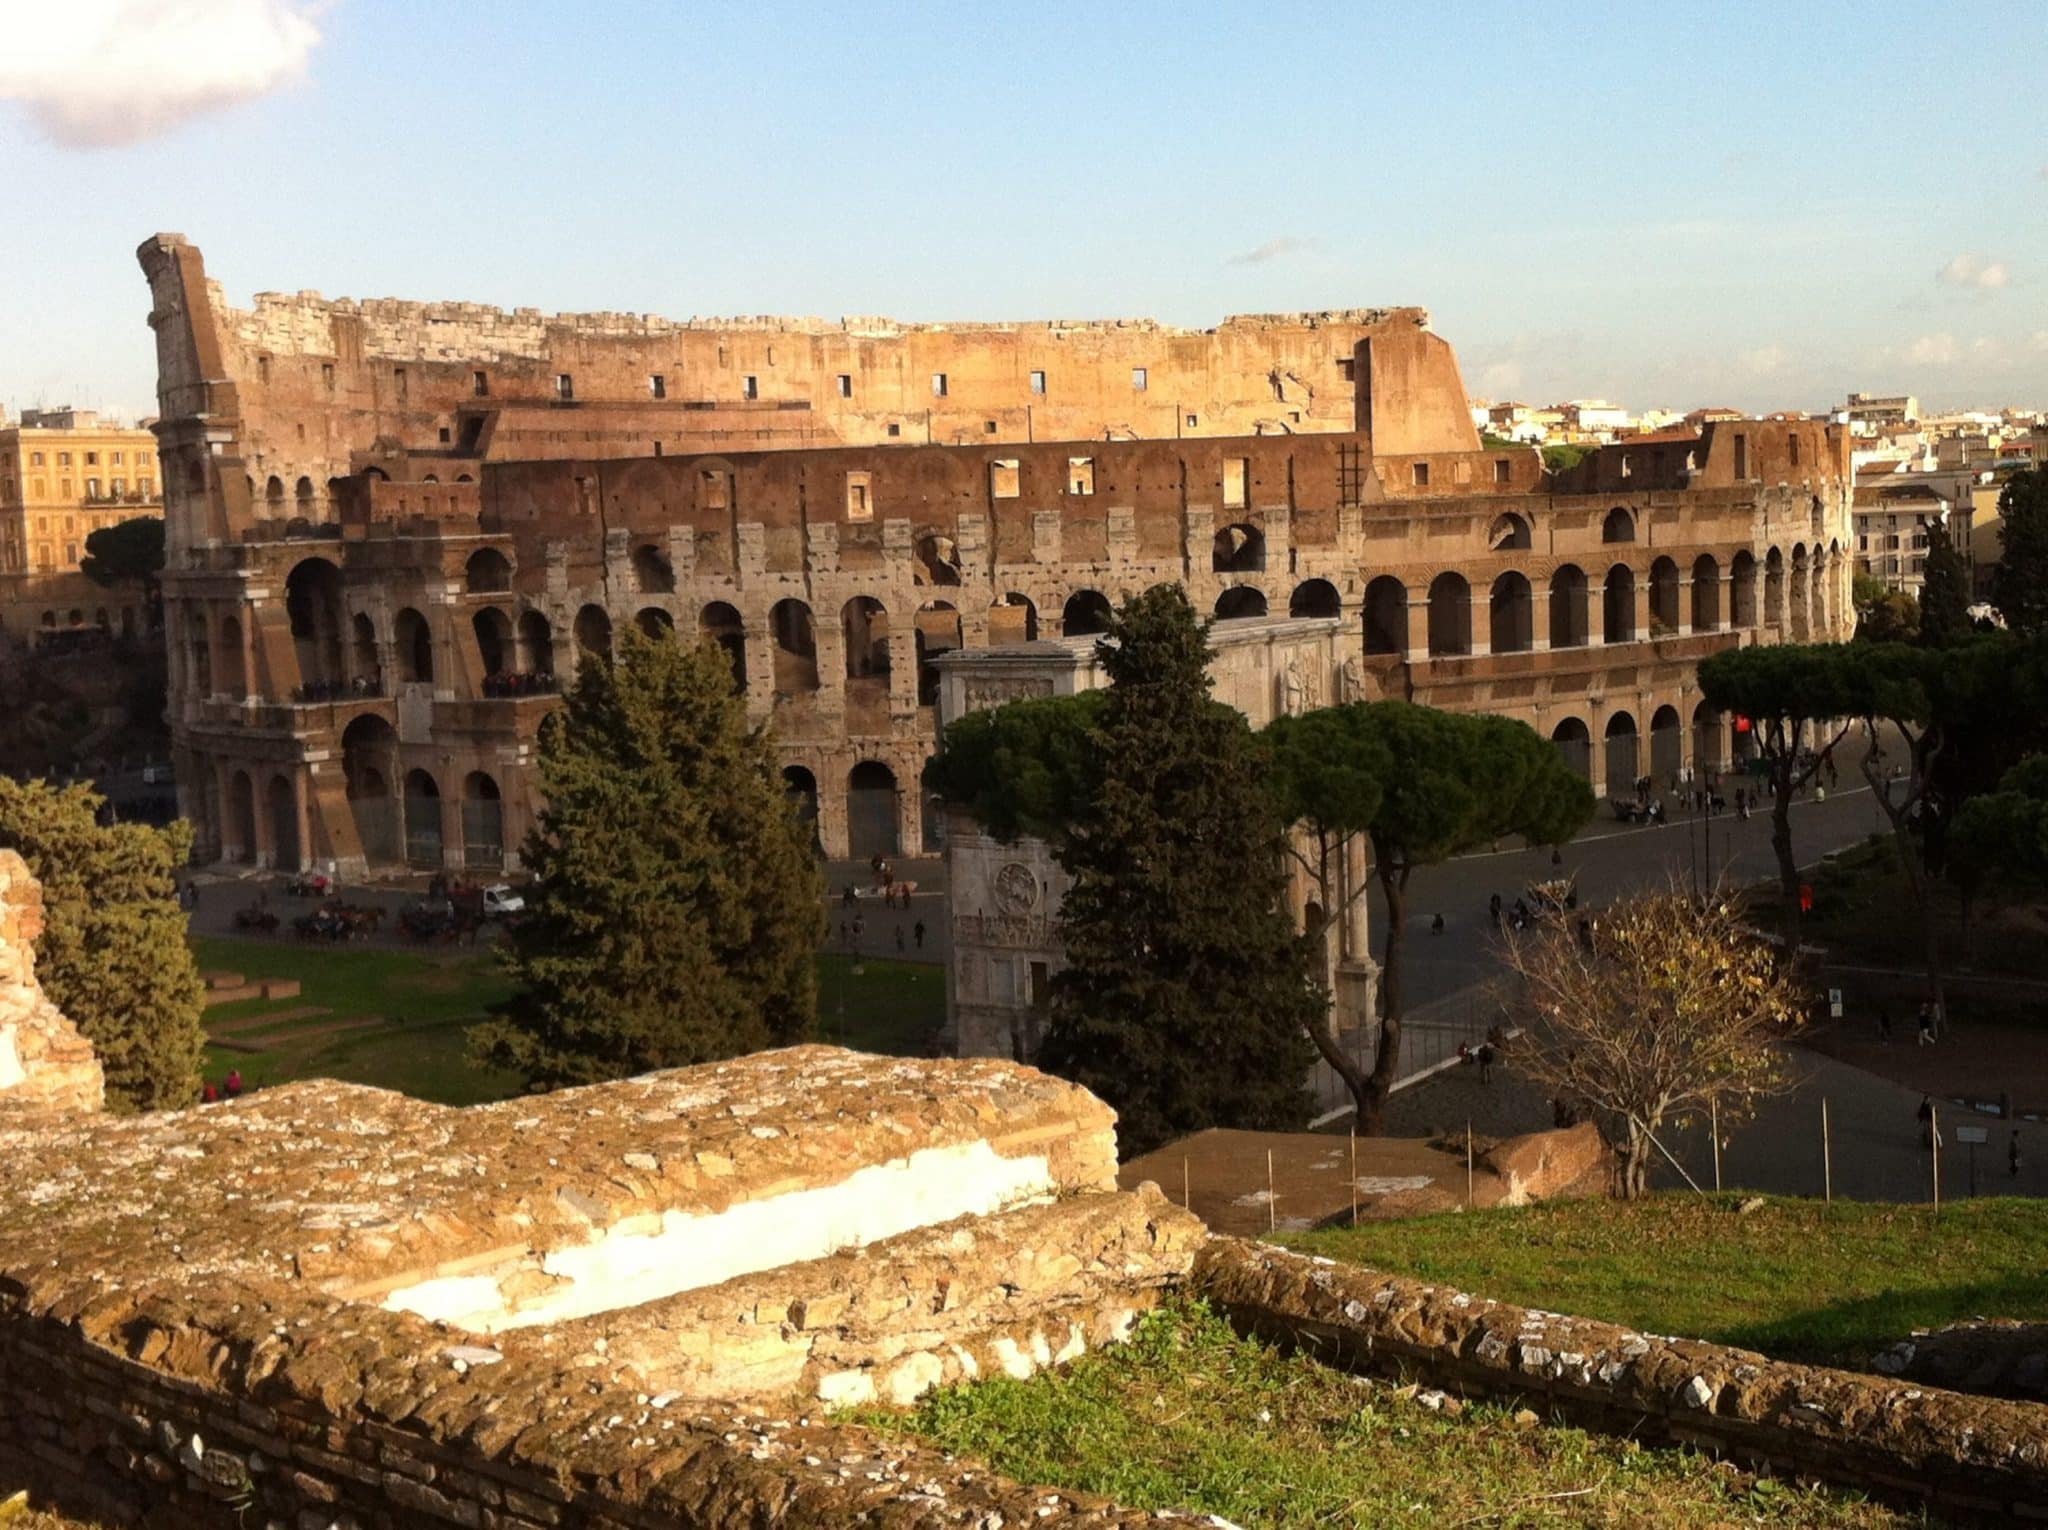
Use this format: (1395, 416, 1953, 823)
(2011, 1130, 2024, 1180)
(224, 1068, 244, 1100)
(913, 920, 926, 950)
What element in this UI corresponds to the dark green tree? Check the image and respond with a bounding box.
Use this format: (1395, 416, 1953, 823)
(1992, 468, 2048, 635)
(1266, 702, 1593, 1133)
(474, 626, 821, 1088)
(1953, 755, 2048, 890)
(1917, 519, 1972, 648)
(80, 516, 166, 608)
(935, 586, 1317, 1153)
(1698, 645, 1864, 939)
(0, 777, 204, 1111)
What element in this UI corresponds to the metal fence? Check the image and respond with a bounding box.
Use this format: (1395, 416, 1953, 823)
(1307, 987, 1508, 1125)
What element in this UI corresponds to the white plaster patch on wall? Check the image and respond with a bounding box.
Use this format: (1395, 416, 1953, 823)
(382, 1140, 1056, 1333)
(0, 1025, 23, 1090)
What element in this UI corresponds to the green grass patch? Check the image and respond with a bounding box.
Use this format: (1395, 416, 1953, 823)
(864, 1303, 1908, 1527)
(1286, 1193, 2048, 1368)
(192, 940, 950, 1104)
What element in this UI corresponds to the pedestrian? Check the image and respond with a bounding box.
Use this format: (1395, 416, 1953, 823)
(1489, 892, 1503, 926)
(852, 914, 865, 941)
(224, 1068, 244, 1100)
(2011, 1130, 2024, 1180)
(1917, 1094, 1940, 1149)
(895, 924, 905, 953)
(913, 920, 926, 950)
(201, 1079, 219, 1104)
(1430, 912, 1446, 935)
(1917, 1002, 1936, 1046)
(1476, 1042, 1495, 1084)
(1551, 847, 1563, 867)
(1877, 1005, 1893, 1044)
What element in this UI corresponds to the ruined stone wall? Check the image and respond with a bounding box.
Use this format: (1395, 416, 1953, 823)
(0, 850, 102, 1115)
(1196, 1238, 2048, 1523)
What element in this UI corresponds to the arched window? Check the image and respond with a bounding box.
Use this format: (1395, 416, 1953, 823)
(1731, 550, 1758, 628)
(847, 761, 901, 859)
(635, 606, 675, 640)
(1764, 548, 1785, 628)
(1551, 717, 1591, 779)
(770, 599, 819, 692)
(1426, 572, 1470, 657)
(1488, 571, 1533, 653)
(1487, 512, 1531, 551)
(990, 593, 1039, 645)
(465, 547, 512, 593)
(843, 597, 889, 680)
(1691, 554, 1721, 631)
(284, 557, 345, 689)
(226, 771, 257, 864)
(1650, 704, 1682, 783)
(473, 607, 513, 677)
(700, 602, 746, 691)
(1603, 711, 1639, 797)
(1548, 565, 1588, 648)
(351, 612, 380, 692)
(1602, 565, 1636, 644)
(295, 476, 315, 513)
(1062, 589, 1113, 637)
(217, 613, 247, 698)
(1288, 579, 1341, 619)
(268, 775, 301, 871)
(632, 544, 675, 595)
(1214, 586, 1268, 621)
(1213, 523, 1264, 573)
(265, 475, 285, 509)
(916, 602, 962, 706)
(783, 766, 820, 847)
(403, 769, 443, 868)
(1649, 557, 1681, 633)
(1602, 507, 1636, 544)
(462, 771, 504, 871)
(518, 610, 554, 676)
(573, 603, 612, 662)
(1363, 576, 1407, 656)
(394, 607, 434, 683)
(1692, 700, 1726, 776)
(914, 534, 962, 587)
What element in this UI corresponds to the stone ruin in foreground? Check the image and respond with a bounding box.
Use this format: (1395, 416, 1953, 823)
(4, 863, 2048, 1525)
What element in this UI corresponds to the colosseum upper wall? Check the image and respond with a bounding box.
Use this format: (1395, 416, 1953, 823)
(137, 234, 1854, 876)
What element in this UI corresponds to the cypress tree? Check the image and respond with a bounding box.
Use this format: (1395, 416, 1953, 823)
(474, 626, 821, 1088)
(0, 777, 205, 1111)
(1993, 468, 2048, 636)
(1917, 518, 1972, 648)
(1038, 584, 1316, 1154)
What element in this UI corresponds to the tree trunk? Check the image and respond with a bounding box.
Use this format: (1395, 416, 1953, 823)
(1861, 743, 1946, 1030)
(1360, 865, 1407, 1135)
(1619, 1121, 1651, 1200)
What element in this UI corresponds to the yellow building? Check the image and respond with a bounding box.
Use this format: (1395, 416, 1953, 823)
(0, 407, 163, 574)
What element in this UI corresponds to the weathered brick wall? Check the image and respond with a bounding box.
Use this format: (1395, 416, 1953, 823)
(1195, 1237, 2048, 1523)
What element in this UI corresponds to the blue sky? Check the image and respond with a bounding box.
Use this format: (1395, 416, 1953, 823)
(3, 0, 2044, 423)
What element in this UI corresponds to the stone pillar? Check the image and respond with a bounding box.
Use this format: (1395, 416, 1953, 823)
(817, 774, 850, 861)
(1676, 574, 1693, 638)
(1404, 597, 1430, 659)
(898, 775, 924, 859)
(293, 772, 314, 875)
(1341, 834, 1370, 961)
(1632, 580, 1651, 642)
(743, 618, 775, 724)
(440, 791, 463, 873)
(886, 627, 918, 716)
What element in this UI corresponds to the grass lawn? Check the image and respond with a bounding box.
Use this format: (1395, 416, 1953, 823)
(192, 939, 950, 1104)
(866, 1303, 1907, 1528)
(1286, 1193, 2048, 1369)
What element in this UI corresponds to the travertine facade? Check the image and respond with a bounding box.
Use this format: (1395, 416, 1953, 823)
(0, 850, 103, 1115)
(139, 234, 1854, 872)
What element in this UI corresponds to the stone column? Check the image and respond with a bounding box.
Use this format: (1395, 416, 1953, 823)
(1404, 597, 1430, 659)
(743, 618, 775, 725)
(1341, 834, 1370, 962)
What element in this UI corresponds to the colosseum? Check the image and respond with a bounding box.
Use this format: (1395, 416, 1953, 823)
(137, 233, 1853, 873)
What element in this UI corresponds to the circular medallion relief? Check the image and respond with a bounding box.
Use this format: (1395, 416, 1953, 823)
(993, 861, 1040, 917)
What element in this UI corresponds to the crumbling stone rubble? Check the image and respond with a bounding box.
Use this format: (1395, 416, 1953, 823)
(0, 849, 102, 1116)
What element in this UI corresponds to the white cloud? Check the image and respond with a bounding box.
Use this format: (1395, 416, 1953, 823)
(1906, 333, 1959, 366)
(1936, 252, 2011, 290)
(1228, 236, 1314, 266)
(1739, 345, 1787, 375)
(0, 0, 322, 148)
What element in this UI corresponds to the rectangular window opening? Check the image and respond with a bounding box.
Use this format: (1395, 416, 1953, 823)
(1222, 457, 1249, 511)
(473, 370, 489, 397)
(1067, 457, 1095, 496)
(989, 459, 1020, 499)
(1494, 458, 1511, 485)
(1411, 461, 1430, 488)
(932, 373, 949, 397)
(836, 374, 852, 398)
(1132, 367, 1148, 391)
(649, 375, 667, 399)
(1337, 357, 1356, 382)
(743, 375, 759, 401)
(1029, 370, 1046, 395)
(555, 373, 574, 400)
(845, 470, 873, 520)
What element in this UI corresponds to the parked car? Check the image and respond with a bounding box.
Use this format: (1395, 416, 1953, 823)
(482, 884, 527, 918)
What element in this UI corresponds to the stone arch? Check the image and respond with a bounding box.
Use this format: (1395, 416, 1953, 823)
(1650, 704, 1683, 783)
(518, 610, 554, 676)
(1691, 553, 1722, 631)
(226, 769, 257, 864)
(473, 606, 513, 677)
(265, 475, 285, 510)
(916, 601, 963, 706)
(574, 603, 613, 662)
(1692, 700, 1726, 774)
(1602, 506, 1637, 544)
(465, 547, 512, 593)
(1214, 586, 1268, 621)
(1764, 547, 1785, 628)
(1364, 575, 1407, 656)
(1549, 564, 1588, 648)
(268, 774, 300, 871)
(1649, 556, 1681, 634)
(1488, 571, 1533, 653)
(461, 771, 504, 870)
(1213, 522, 1264, 573)
(632, 543, 675, 595)
(403, 768, 444, 868)
(295, 476, 315, 514)
(1602, 564, 1636, 644)
(1731, 550, 1758, 628)
(394, 606, 435, 683)
(217, 612, 247, 698)
(1427, 572, 1471, 657)
(1062, 589, 1113, 637)
(342, 714, 400, 866)
(284, 557, 345, 689)
(914, 533, 962, 587)
(1488, 511, 1532, 550)
(842, 596, 889, 679)
(635, 606, 675, 640)
(990, 592, 1039, 645)
(770, 599, 819, 691)
(847, 760, 901, 859)
(700, 602, 746, 691)
(1603, 711, 1640, 797)
(783, 765, 820, 847)
(1551, 717, 1591, 780)
(1288, 578, 1341, 619)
